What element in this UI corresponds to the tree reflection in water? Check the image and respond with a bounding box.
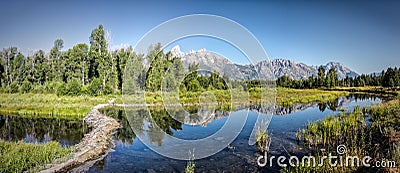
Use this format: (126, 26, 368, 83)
(0, 115, 89, 146)
(99, 94, 381, 146)
(100, 106, 230, 146)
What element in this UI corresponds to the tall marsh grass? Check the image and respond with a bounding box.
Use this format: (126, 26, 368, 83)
(291, 96, 400, 172)
(0, 141, 74, 173)
(256, 122, 271, 153)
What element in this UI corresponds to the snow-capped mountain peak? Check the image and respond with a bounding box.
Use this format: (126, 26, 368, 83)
(170, 45, 185, 58)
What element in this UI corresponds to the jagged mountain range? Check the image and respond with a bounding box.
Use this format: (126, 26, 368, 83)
(170, 45, 358, 80)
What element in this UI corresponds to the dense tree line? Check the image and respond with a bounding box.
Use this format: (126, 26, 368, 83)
(0, 25, 233, 96)
(0, 25, 136, 96)
(180, 63, 230, 92)
(340, 67, 400, 87)
(277, 66, 400, 89)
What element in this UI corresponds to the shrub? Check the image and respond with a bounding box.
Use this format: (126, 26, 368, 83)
(10, 81, 19, 93)
(56, 83, 67, 96)
(87, 78, 102, 96)
(103, 82, 114, 95)
(187, 79, 201, 92)
(32, 85, 46, 94)
(66, 79, 82, 96)
(81, 86, 88, 94)
(56, 79, 82, 96)
(20, 80, 32, 94)
(44, 81, 60, 93)
(256, 123, 271, 153)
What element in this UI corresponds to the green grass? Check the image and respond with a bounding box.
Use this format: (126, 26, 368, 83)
(141, 87, 352, 107)
(330, 86, 399, 96)
(303, 106, 365, 147)
(0, 93, 123, 120)
(277, 87, 350, 106)
(0, 141, 74, 173)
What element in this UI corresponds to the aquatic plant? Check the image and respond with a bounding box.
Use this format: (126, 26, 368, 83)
(185, 160, 195, 173)
(296, 129, 301, 143)
(256, 123, 271, 153)
(185, 150, 196, 173)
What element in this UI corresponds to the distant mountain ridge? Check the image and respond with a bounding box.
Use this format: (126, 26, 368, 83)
(170, 45, 359, 80)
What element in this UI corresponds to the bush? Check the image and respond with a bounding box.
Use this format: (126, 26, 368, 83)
(56, 79, 82, 96)
(87, 78, 102, 96)
(103, 82, 113, 95)
(32, 84, 49, 94)
(44, 81, 60, 93)
(31, 85, 43, 94)
(20, 80, 32, 94)
(179, 83, 187, 92)
(81, 86, 88, 94)
(216, 82, 226, 90)
(187, 79, 201, 92)
(66, 79, 82, 96)
(56, 84, 67, 96)
(10, 81, 19, 93)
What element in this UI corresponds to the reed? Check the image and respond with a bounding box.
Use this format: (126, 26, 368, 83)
(255, 123, 271, 153)
(185, 150, 196, 173)
(185, 160, 195, 173)
(296, 129, 301, 144)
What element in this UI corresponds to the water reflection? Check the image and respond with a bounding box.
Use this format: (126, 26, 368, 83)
(0, 115, 89, 146)
(99, 94, 382, 147)
(252, 94, 382, 114)
(89, 94, 383, 172)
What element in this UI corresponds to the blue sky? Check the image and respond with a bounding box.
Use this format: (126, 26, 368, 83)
(0, 0, 399, 74)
